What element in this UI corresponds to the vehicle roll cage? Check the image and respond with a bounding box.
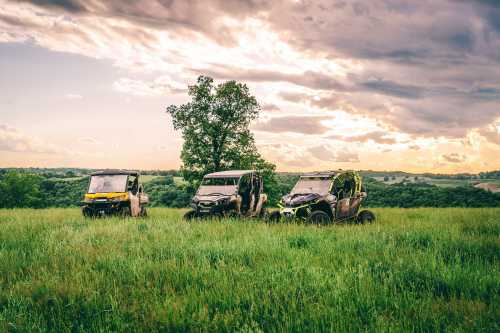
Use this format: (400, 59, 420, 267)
(297, 170, 362, 198)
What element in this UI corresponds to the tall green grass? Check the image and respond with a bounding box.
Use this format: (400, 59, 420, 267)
(0, 208, 498, 332)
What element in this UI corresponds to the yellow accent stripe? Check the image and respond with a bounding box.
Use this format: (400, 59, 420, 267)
(84, 192, 128, 199)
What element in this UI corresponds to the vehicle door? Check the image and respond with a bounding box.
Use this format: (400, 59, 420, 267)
(138, 184, 149, 205)
(127, 175, 141, 217)
(348, 192, 363, 217)
(238, 174, 251, 213)
(335, 178, 353, 219)
(251, 173, 261, 212)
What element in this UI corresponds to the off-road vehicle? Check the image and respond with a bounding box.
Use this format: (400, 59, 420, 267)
(82, 170, 149, 217)
(269, 170, 375, 224)
(184, 170, 267, 220)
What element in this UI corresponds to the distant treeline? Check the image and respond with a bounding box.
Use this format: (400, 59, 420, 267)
(0, 170, 499, 209)
(362, 178, 500, 208)
(4, 167, 500, 180)
(0, 168, 181, 179)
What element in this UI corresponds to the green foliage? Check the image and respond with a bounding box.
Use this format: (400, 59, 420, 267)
(363, 178, 500, 207)
(144, 176, 195, 208)
(39, 177, 88, 207)
(479, 170, 500, 179)
(0, 208, 498, 331)
(0, 171, 44, 208)
(267, 173, 300, 206)
(4, 170, 500, 209)
(166, 75, 275, 185)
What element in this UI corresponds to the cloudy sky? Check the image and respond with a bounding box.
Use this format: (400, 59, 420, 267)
(1, 0, 499, 173)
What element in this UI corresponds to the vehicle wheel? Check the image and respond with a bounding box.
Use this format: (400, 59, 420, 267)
(183, 210, 197, 221)
(259, 207, 268, 219)
(267, 210, 281, 223)
(82, 208, 94, 218)
(209, 212, 224, 221)
(357, 210, 375, 224)
(120, 207, 131, 217)
(308, 210, 331, 225)
(224, 211, 239, 220)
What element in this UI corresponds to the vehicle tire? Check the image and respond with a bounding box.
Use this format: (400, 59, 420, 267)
(82, 208, 94, 218)
(357, 210, 375, 224)
(208, 213, 223, 221)
(120, 206, 131, 217)
(183, 210, 197, 221)
(267, 210, 281, 223)
(308, 210, 331, 225)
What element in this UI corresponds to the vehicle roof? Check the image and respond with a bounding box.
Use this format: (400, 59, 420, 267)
(91, 170, 140, 176)
(300, 171, 337, 178)
(204, 170, 255, 178)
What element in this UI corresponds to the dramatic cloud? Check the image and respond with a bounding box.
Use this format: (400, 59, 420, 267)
(259, 143, 313, 168)
(1, 0, 499, 171)
(479, 121, 500, 145)
(113, 76, 186, 97)
(201, 66, 349, 91)
(20, 0, 88, 13)
(442, 153, 467, 164)
(329, 131, 398, 145)
(261, 103, 281, 112)
(335, 151, 360, 163)
(308, 145, 359, 163)
(254, 116, 330, 135)
(360, 79, 425, 100)
(0, 124, 63, 154)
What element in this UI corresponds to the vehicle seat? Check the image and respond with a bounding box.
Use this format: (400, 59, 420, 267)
(239, 183, 250, 212)
(342, 179, 352, 199)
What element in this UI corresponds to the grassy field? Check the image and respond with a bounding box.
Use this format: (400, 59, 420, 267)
(140, 175, 161, 183)
(0, 208, 498, 332)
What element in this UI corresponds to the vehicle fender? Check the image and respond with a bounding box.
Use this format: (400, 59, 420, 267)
(129, 192, 141, 217)
(325, 194, 337, 211)
(254, 193, 267, 216)
(232, 194, 242, 214)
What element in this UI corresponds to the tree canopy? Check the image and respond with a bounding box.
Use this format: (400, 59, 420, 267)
(0, 171, 44, 208)
(166, 75, 275, 184)
(1, 169, 500, 209)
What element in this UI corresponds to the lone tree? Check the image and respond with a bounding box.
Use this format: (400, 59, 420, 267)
(166, 75, 275, 185)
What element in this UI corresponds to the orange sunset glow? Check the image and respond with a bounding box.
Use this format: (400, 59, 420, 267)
(1, 0, 499, 172)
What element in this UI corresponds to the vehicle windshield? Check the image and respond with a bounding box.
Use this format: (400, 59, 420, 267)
(201, 177, 239, 186)
(197, 177, 239, 196)
(291, 177, 331, 195)
(88, 175, 128, 193)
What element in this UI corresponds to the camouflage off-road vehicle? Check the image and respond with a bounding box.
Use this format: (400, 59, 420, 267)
(269, 170, 375, 225)
(82, 170, 149, 217)
(184, 170, 267, 220)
